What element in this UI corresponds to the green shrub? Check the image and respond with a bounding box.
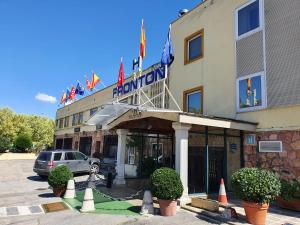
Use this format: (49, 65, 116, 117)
(13, 134, 32, 152)
(231, 168, 281, 204)
(48, 165, 73, 188)
(280, 179, 300, 201)
(0, 136, 12, 153)
(150, 167, 183, 200)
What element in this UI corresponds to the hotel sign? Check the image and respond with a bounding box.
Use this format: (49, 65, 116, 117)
(112, 66, 166, 98)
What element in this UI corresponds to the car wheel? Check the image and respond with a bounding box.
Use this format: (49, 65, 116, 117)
(90, 164, 99, 174)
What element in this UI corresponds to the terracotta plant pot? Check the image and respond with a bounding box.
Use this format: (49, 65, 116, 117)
(277, 197, 300, 211)
(52, 187, 66, 197)
(243, 201, 269, 225)
(158, 199, 177, 216)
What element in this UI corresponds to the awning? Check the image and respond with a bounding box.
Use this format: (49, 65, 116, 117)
(87, 103, 257, 132)
(85, 103, 134, 128)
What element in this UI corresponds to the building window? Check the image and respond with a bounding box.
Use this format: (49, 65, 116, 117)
(236, 0, 262, 39)
(184, 29, 204, 64)
(78, 112, 83, 124)
(183, 86, 203, 114)
(59, 118, 64, 129)
(72, 114, 78, 126)
(64, 116, 69, 127)
(90, 107, 98, 117)
(72, 112, 83, 126)
(237, 73, 265, 112)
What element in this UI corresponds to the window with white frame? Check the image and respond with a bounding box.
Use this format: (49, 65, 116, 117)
(237, 73, 265, 111)
(235, 0, 262, 39)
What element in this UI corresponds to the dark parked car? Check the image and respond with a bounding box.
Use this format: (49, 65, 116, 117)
(33, 149, 100, 177)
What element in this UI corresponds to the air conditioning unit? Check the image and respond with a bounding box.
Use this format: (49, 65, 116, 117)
(259, 141, 282, 153)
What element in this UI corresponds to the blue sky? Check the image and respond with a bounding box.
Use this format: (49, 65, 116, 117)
(0, 0, 201, 119)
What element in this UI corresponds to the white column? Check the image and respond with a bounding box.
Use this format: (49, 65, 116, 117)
(114, 129, 128, 185)
(172, 122, 191, 204)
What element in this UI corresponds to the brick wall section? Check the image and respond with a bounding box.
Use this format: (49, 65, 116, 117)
(55, 130, 117, 156)
(244, 130, 300, 182)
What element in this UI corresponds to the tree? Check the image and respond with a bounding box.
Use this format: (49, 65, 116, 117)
(0, 108, 17, 142)
(0, 136, 11, 153)
(0, 108, 55, 153)
(13, 134, 33, 152)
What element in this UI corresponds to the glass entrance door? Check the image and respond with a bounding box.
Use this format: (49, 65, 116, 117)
(188, 146, 205, 194)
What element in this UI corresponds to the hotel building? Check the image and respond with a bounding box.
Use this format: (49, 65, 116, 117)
(55, 0, 300, 202)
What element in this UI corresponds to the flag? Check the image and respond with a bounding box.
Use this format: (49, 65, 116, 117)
(91, 73, 100, 89)
(60, 92, 67, 104)
(69, 86, 76, 100)
(66, 88, 70, 102)
(247, 78, 251, 95)
(86, 77, 92, 90)
(161, 25, 174, 67)
(75, 82, 85, 95)
(117, 58, 125, 87)
(140, 20, 146, 59)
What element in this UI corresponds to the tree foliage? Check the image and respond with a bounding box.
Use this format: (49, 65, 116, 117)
(0, 108, 54, 152)
(13, 134, 33, 152)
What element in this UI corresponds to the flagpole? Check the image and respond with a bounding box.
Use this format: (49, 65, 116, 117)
(100, 81, 106, 88)
(162, 65, 167, 109)
(138, 55, 142, 105)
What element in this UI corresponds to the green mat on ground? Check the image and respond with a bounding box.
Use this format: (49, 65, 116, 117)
(64, 190, 140, 216)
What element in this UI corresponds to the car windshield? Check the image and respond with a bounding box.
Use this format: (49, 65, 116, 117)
(37, 152, 52, 161)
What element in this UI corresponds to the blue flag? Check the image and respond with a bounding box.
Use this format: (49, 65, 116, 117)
(66, 88, 70, 102)
(161, 25, 174, 67)
(75, 82, 85, 95)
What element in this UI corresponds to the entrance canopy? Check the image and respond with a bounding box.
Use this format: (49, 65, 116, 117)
(86, 103, 257, 132)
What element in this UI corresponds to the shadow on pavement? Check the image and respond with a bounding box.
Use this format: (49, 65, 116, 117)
(38, 193, 55, 198)
(27, 175, 47, 182)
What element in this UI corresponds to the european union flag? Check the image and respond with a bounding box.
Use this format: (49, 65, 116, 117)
(75, 82, 85, 95)
(161, 25, 174, 67)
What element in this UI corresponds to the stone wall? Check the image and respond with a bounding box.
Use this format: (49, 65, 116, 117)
(54, 130, 117, 157)
(244, 130, 300, 182)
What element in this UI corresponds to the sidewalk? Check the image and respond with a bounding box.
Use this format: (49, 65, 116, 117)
(0, 153, 37, 160)
(183, 196, 300, 225)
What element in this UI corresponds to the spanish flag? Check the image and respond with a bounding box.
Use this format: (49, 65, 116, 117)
(91, 73, 100, 89)
(140, 20, 146, 59)
(60, 92, 67, 104)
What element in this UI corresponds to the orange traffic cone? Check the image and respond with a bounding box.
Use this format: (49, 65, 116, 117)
(218, 178, 228, 205)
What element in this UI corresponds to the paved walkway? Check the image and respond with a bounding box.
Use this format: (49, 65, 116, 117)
(0, 159, 215, 225)
(0, 205, 44, 217)
(0, 153, 36, 160)
(184, 197, 300, 225)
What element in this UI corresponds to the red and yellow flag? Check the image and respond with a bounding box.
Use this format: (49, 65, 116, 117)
(91, 73, 100, 89)
(247, 78, 251, 91)
(60, 92, 67, 104)
(139, 20, 146, 59)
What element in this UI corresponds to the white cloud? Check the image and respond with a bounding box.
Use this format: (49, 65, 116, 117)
(35, 93, 57, 104)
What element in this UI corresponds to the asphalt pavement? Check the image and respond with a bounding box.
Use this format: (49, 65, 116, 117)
(0, 159, 217, 225)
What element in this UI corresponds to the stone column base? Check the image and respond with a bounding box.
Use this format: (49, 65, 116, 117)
(178, 195, 191, 206)
(113, 177, 126, 185)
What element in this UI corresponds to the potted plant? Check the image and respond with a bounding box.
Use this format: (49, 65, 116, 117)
(48, 165, 73, 197)
(277, 179, 300, 211)
(231, 168, 281, 225)
(150, 167, 183, 216)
